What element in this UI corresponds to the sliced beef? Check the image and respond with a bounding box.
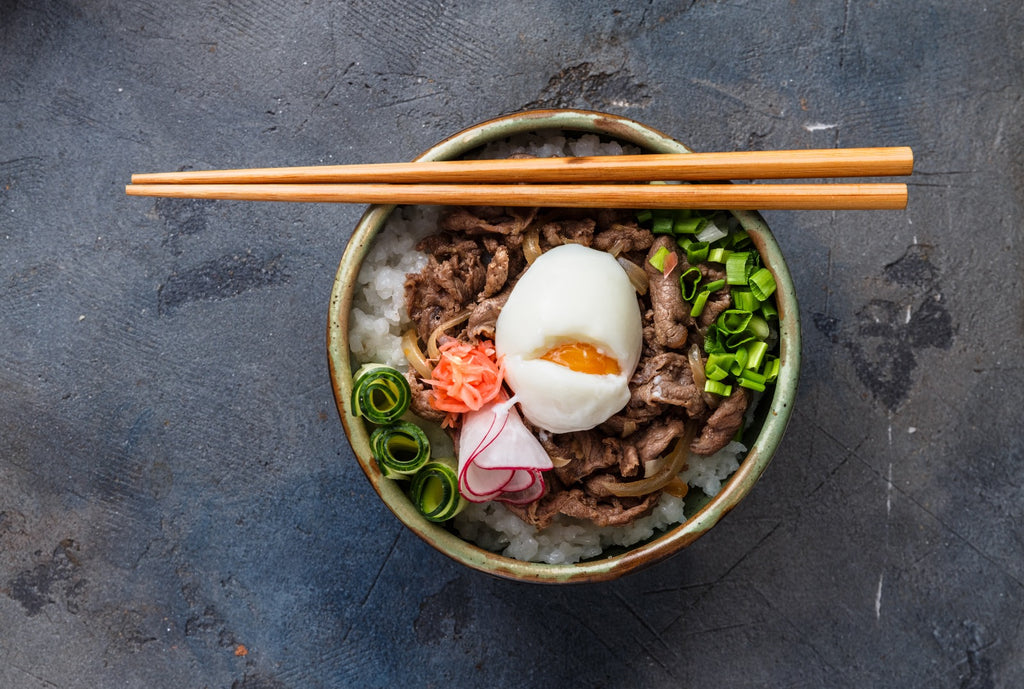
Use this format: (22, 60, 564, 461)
(557, 489, 661, 527)
(481, 244, 510, 298)
(539, 217, 595, 248)
(592, 222, 655, 254)
(440, 206, 537, 236)
(542, 431, 623, 485)
(404, 234, 487, 343)
(464, 289, 511, 342)
(645, 236, 690, 349)
(631, 352, 708, 418)
(696, 264, 732, 329)
(405, 369, 446, 424)
(691, 387, 749, 456)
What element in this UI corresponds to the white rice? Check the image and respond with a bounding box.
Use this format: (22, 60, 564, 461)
(348, 133, 748, 564)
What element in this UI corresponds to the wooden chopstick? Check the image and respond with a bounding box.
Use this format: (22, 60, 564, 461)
(130, 147, 913, 185)
(125, 182, 908, 210)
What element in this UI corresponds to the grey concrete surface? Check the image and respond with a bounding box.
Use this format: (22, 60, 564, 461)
(2, 1, 1022, 687)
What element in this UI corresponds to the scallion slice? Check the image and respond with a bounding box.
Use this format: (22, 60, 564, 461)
(691, 289, 711, 318)
(674, 216, 707, 235)
(704, 324, 726, 354)
(686, 241, 710, 265)
(649, 246, 670, 272)
(718, 309, 753, 334)
(351, 364, 412, 425)
(705, 353, 733, 381)
(410, 456, 465, 522)
(696, 220, 729, 244)
(748, 267, 777, 301)
(738, 376, 766, 392)
(371, 422, 431, 478)
(680, 266, 702, 301)
(708, 247, 731, 264)
(729, 347, 750, 375)
(762, 357, 781, 383)
(704, 380, 732, 396)
(760, 299, 779, 320)
(636, 209, 653, 224)
(652, 216, 674, 235)
(726, 251, 753, 285)
(731, 287, 760, 313)
(745, 341, 769, 371)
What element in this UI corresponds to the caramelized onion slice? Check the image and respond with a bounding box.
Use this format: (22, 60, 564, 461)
(617, 257, 649, 295)
(401, 329, 433, 379)
(523, 228, 542, 265)
(603, 422, 697, 498)
(426, 309, 472, 360)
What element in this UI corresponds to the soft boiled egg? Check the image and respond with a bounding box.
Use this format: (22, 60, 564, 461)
(495, 243, 643, 434)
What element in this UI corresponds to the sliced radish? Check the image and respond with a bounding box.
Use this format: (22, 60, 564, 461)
(457, 396, 552, 505)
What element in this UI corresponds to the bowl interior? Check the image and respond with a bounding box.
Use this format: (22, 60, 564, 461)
(327, 109, 801, 583)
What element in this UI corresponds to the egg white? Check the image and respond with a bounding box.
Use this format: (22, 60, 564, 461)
(495, 243, 643, 434)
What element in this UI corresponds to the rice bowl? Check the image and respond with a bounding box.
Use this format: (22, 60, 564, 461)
(327, 109, 801, 583)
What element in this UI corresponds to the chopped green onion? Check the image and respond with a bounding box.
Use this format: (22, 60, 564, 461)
(760, 299, 778, 320)
(729, 347, 749, 375)
(686, 241, 709, 264)
(748, 267, 777, 301)
(704, 380, 732, 396)
(636, 209, 653, 224)
(702, 278, 726, 293)
(351, 364, 412, 425)
(370, 422, 431, 478)
(746, 315, 771, 340)
(762, 357, 781, 383)
(680, 266, 702, 301)
(726, 251, 753, 285)
(410, 456, 465, 522)
(708, 247, 731, 264)
(652, 216, 675, 235)
(674, 216, 707, 235)
(740, 369, 767, 386)
(731, 288, 760, 313)
(696, 220, 729, 244)
(726, 330, 758, 350)
(705, 353, 733, 381)
(745, 341, 769, 371)
(649, 246, 670, 272)
(718, 309, 753, 334)
(730, 231, 752, 250)
(704, 324, 726, 354)
(691, 289, 711, 318)
(738, 377, 766, 392)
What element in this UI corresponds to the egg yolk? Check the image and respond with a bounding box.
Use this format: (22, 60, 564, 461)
(540, 342, 621, 375)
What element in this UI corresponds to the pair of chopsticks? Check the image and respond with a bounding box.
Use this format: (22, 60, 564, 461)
(125, 146, 913, 210)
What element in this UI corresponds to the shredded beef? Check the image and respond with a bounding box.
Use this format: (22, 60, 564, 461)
(645, 236, 690, 348)
(440, 206, 537, 236)
(632, 352, 708, 418)
(592, 222, 655, 254)
(539, 217, 595, 248)
(506, 479, 662, 529)
(691, 387, 749, 456)
(465, 289, 510, 342)
(543, 431, 622, 485)
(405, 369, 446, 425)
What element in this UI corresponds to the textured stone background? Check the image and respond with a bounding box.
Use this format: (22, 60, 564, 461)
(2, 1, 1022, 687)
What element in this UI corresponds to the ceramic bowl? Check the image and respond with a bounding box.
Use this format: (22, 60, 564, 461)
(327, 109, 800, 583)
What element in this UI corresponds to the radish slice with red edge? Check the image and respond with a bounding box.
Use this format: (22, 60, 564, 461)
(458, 396, 552, 504)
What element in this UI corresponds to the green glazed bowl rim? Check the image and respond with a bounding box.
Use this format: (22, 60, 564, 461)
(327, 109, 801, 583)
